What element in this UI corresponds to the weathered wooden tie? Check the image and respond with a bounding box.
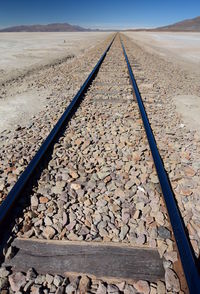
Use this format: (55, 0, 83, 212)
(6, 238, 165, 283)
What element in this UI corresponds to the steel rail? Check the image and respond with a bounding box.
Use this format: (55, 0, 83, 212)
(120, 37, 200, 294)
(0, 35, 116, 230)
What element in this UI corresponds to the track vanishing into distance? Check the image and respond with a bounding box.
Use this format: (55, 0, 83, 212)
(0, 33, 200, 293)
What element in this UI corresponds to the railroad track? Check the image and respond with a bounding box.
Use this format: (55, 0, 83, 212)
(0, 33, 199, 293)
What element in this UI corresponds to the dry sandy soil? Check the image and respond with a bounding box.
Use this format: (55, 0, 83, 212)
(0, 32, 110, 83)
(0, 32, 110, 133)
(124, 31, 200, 134)
(0, 31, 200, 136)
(124, 32, 200, 68)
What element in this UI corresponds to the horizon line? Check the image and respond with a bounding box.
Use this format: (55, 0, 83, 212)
(0, 21, 160, 31)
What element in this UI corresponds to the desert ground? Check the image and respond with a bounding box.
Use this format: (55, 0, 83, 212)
(1, 32, 200, 135)
(124, 32, 200, 68)
(124, 31, 200, 134)
(0, 32, 110, 133)
(0, 32, 110, 83)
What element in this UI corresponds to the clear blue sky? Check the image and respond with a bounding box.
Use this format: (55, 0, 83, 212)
(0, 0, 200, 29)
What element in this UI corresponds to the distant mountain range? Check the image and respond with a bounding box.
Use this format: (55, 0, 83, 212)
(0, 23, 93, 32)
(155, 16, 200, 31)
(126, 15, 200, 32)
(1, 16, 200, 32)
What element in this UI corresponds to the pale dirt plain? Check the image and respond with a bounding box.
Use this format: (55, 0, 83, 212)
(124, 32, 200, 134)
(0, 32, 111, 81)
(1, 32, 200, 135)
(0, 32, 110, 132)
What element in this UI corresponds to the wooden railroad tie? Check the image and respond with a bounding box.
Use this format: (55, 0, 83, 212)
(5, 238, 165, 283)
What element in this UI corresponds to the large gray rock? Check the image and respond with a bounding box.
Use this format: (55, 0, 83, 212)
(42, 226, 56, 239)
(8, 272, 26, 292)
(97, 281, 107, 294)
(165, 268, 180, 292)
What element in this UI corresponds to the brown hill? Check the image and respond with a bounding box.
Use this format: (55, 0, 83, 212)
(0, 23, 91, 32)
(156, 16, 200, 32)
